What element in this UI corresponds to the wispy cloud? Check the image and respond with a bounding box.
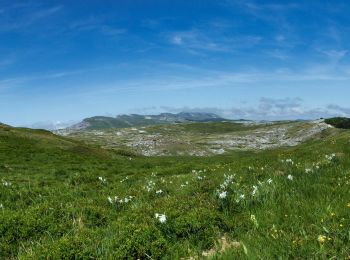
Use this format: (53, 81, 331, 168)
(0, 5, 63, 32)
(0, 67, 109, 89)
(226, 1, 301, 15)
(167, 29, 261, 54)
(319, 49, 348, 62)
(68, 16, 125, 38)
(29, 5, 63, 20)
(265, 49, 289, 60)
(327, 104, 350, 116)
(158, 97, 349, 120)
(23, 119, 78, 130)
(77, 67, 350, 99)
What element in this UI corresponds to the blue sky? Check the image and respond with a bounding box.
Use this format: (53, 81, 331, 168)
(1, 0, 350, 127)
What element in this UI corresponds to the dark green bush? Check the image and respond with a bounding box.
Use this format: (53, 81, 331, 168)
(106, 223, 169, 259)
(325, 117, 350, 129)
(168, 209, 218, 249)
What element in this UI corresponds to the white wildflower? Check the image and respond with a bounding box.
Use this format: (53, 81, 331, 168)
(2, 180, 12, 187)
(145, 180, 155, 192)
(287, 174, 293, 181)
(285, 159, 294, 165)
(126, 196, 134, 203)
(218, 191, 227, 199)
(98, 176, 107, 184)
(252, 185, 258, 196)
(239, 194, 245, 200)
(120, 176, 129, 183)
(325, 153, 336, 161)
(305, 168, 312, 173)
(250, 214, 259, 228)
(156, 189, 163, 194)
(155, 213, 167, 223)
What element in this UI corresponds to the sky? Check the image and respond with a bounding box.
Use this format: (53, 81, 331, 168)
(1, 0, 350, 127)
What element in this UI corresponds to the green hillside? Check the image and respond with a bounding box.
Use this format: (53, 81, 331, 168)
(1, 123, 350, 258)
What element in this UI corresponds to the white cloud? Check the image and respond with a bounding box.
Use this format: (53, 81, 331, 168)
(320, 49, 348, 61)
(159, 98, 349, 120)
(24, 120, 78, 130)
(30, 5, 63, 20)
(167, 28, 261, 53)
(0, 5, 63, 32)
(172, 35, 183, 45)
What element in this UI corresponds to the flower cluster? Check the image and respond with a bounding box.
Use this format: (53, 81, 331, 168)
(220, 174, 235, 189)
(305, 168, 313, 173)
(217, 174, 235, 199)
(250, 214, 259, 228)
(192, 169, 206, 181)
(180, 181, 189, 188)
(108, 195, 134, 205)
(120, 176, 129, 183)
(218, 191, 227, 199)
(325, 153, 336, 161)
(2, 180, 12, 187)
(317, 235, 327, 243)
(282, 159, 294, 165)
(98, 176, 107, 185)
(145, 180, 156, 192)
(251, 185, 258, 196)
(155, 213, 167, 223)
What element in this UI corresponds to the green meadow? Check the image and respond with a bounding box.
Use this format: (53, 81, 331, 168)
(1, 122, 350, 259)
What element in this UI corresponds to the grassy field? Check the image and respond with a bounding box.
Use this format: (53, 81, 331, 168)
(1, 123, 350, 258)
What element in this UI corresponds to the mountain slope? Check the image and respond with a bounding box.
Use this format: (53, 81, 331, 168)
(63, 112, 228, 132)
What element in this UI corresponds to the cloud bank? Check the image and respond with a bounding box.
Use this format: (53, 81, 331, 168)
(156, 98, 350, 120)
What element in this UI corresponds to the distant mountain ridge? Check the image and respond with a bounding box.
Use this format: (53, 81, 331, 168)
(65, 112, 228, 131)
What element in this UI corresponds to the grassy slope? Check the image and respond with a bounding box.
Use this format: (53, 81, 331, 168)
(0, 124, 350, 259)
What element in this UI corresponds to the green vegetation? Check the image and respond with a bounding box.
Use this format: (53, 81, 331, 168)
(1, 123, 350, 258)
(325, 117, 350, 129)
